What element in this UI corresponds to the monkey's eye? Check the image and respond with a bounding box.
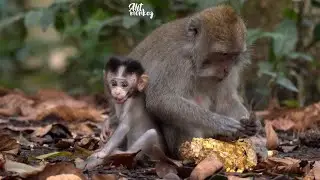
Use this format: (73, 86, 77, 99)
(202, 59, 211, 66)
(111, 80, 117, 87)
(121, 82, 128, 88)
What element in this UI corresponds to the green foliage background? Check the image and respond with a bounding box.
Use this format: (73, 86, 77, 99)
(0, 0, 319, 109)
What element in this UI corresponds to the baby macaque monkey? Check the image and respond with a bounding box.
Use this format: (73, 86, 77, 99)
(83, 56, 164, 170)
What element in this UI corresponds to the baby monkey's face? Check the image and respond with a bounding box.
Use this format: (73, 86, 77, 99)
(104, 58, 149, 104)
(108, 73, 138, 104)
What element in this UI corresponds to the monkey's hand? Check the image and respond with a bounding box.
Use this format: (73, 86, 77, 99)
(100, 116, 113, 143)
(239, 112, 261, 138)
(214, 113, 260, 142)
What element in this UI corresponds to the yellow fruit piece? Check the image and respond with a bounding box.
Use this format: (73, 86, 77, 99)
(179, 138, 257, 173)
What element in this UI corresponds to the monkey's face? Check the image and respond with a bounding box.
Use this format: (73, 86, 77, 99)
(187, 7, 246, 81)
(109, 78, 130, 104)
(199, 52, 240, 81)
(106, 70, 139, 104)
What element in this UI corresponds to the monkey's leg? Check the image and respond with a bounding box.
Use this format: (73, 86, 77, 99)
(126, 129, 161, 160)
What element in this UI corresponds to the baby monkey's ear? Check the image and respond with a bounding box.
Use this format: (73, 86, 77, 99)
(137, 74, 149, 92)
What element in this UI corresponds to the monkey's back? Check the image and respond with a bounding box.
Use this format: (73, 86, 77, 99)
(129, 17, 189, 65)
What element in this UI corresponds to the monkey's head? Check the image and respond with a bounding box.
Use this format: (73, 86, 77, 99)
(186, 5, 248, 81)
(104, 56, 149, 104)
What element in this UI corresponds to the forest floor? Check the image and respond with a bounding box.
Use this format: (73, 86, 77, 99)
(0, 88, 319, 180)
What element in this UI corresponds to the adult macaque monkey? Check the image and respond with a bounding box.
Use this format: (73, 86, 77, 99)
(127, 5, 260, 158)
(83, 56, 164, 170)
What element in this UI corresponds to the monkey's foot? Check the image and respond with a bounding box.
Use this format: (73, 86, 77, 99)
(82, 152, 107, 170)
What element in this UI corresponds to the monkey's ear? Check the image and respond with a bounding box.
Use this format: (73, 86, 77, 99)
(137, 74, 149, 92)
(187, 16, 200, 37)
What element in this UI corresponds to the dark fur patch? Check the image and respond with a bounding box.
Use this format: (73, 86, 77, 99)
(124, 60, 145, 76)
(105, 56, 145, 76)
(105, 56, 122, 73)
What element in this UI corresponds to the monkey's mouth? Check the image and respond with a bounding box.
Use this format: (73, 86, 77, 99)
(114, 96, 128, 104)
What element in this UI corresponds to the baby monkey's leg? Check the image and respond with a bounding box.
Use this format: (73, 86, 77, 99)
(127, 129, 162, 160)
(109, 129, 161, 159)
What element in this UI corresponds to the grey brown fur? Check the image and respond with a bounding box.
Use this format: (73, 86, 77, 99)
(83, 57, 164, 170)
(127, 5, 259, 158)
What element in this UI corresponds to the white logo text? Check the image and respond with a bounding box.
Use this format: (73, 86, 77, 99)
(128, 3, 154, 19)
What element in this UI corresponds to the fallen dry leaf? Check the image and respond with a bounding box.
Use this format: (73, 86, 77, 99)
(34, 89, 74, 101)
(17, 97, 90, 121)
(314, 161, 320, 180)
(30, 124, 72, 143)
(0, 94, 35, 117)
(0, 108, 19, 117)
(265, 120, 279, 150)
(189, 153, 223, 180)
(76, 137, 99, 151)
(105, 151, 141, 169)
(257, 156, 307, 174)
(0, 134, 20, 155)
(46, 174, 83, 180)
(75, 93, 109, 110)
(31, 124, 53, 137)
(36, 105, 103, 122)
(68, 123, 95, 136)
(92, 174, 118, 180)
(155, 161, 178, 178)
(25, 162, 86, 180)
(4, 159, 46, 178)
(263, 101, 320, 132)
(55, 139, 74, 149)
(303, 161, 320, 180)
(270, 118, 295, 131)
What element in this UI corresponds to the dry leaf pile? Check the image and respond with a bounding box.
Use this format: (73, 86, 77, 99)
(0, 88, 107, 138)
(259, 101, 320, 132)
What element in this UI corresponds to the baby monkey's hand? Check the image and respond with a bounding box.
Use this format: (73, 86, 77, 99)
(100, 116, 113, 143)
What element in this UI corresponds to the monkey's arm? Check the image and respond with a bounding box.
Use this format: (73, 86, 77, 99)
(100, 118, 130, 156)
(214, 76, 259, 137)
(100, 114, 119, 143)
(215, 93, 249, 119)
(147, 94, 244, 137)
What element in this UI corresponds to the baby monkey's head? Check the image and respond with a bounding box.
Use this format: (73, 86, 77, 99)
(104, 56, 149, 104)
